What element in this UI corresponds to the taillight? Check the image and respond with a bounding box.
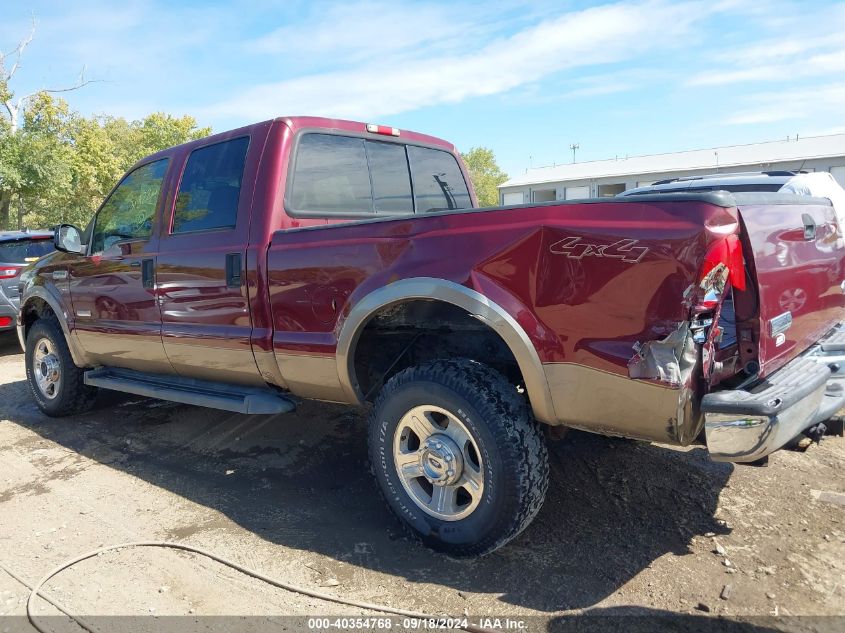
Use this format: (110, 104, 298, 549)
(697, 235, 745, 310)
(366, 123, 400, 137)
(0, 316, 11, 328)
(701, 235, 745, 290)
(0, 266, 22, 279)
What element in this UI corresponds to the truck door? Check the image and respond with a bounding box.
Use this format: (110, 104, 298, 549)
(155, 132, 263, 385)
(69, 158, 172, 374)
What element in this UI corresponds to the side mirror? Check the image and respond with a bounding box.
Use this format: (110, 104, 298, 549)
(54, 224, 85, 255)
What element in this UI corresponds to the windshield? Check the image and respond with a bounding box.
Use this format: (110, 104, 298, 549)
(0, 238, 55, 263)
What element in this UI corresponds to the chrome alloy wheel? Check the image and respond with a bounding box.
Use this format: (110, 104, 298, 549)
(393, 405, 484, 521)
(32, 337, 61, 400)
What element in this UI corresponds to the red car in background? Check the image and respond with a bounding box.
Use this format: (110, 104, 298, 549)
(0, 229, 54, 331)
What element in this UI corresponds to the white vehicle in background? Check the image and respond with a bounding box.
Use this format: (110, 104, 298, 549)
(620, 170, 845, 211)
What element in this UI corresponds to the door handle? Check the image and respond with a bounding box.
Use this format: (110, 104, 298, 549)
(225, 253, 242, 289)
(802, 213, 817, 241)
(141, 258, 155, 289)
(129, 260, 142, 267)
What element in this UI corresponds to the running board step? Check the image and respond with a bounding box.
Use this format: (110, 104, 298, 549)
(84, 368, 296, 415)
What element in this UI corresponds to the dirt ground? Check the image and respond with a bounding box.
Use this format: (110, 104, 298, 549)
(0, 330, 843, 632)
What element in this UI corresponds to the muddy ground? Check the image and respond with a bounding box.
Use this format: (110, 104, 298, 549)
(0, 331, 842, 632)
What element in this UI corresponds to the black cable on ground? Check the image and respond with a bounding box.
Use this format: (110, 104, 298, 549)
(23, 541, 495, 633)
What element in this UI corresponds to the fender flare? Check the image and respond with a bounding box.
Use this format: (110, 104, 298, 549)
(335, 277, 557, 424)
(19, 286, 87, 367)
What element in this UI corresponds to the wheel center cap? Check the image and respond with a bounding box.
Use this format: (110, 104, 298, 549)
(40, 355, 60, 382)
(420, 434, 463, 486)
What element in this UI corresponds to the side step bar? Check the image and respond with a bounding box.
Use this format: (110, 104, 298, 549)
(84, 368, 296, 415)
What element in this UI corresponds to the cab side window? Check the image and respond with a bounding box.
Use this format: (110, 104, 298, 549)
(90, 159, 169, 253)
(172, 136, 250, 233)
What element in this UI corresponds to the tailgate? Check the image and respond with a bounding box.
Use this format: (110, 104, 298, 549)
(735, 193, 845, 376)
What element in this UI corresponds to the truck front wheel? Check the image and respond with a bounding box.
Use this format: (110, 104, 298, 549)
(25, 318, 97, 417)
(368, 358, 549, 556)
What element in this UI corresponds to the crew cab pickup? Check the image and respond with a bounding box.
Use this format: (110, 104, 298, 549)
(18, 117, 845, 555)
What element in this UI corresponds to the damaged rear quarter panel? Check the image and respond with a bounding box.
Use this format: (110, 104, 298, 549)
(268, 198, 736, 443)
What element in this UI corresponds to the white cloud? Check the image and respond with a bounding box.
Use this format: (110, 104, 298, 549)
(245, 1, 567, 66)
(725, 84, 845, 125)
(689, 45, 845, 86)
(203, 0, 724, 122)
(248, 2, 487, 64)
(687, 4, 845, 87)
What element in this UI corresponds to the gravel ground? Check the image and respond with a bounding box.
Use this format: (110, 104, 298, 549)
(0, 331, 843, 632)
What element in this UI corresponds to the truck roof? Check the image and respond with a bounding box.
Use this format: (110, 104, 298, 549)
(140, 116, 457, 165)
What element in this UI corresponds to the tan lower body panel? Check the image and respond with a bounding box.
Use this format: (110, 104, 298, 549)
(543, 362, 701, 445)
(269, 353, 702, 444)
(163, 341, 266, 387)
(75, 330, 176, 376)
(274, 352, 349, 403)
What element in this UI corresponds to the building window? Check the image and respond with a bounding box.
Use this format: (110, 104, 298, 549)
(532, 189, 556, 203)
(597, 183, 626, 197)
(502, 192, 524, 205)
(564, 186, 590, 200)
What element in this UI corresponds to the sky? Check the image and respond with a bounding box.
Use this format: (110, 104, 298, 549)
(2, 0, 845, 178)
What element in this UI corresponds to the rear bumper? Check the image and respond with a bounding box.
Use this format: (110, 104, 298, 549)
(704, 325, 845, 462)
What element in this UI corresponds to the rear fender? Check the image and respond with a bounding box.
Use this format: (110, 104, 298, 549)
(335, 277, 558, 424)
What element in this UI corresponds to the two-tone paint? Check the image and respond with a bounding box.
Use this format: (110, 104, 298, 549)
(18, 117, 845, 450)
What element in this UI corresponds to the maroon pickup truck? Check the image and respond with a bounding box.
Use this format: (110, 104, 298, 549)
(18, 117, 845, 555)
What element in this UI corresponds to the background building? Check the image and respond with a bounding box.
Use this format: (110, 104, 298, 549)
(498, 133, 845, 205)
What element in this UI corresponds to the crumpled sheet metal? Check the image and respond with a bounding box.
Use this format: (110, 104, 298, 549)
(628, 322, 696, 387)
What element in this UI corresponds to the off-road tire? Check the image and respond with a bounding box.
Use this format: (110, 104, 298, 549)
(368, 358, 549, 556)
(25, 318, 97, 417)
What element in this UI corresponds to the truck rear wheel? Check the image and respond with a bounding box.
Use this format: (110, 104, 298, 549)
(25, 318, 97, 417)
(368, 358, 549, 556)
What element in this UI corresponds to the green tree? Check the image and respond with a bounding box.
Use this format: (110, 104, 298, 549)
(52, 112, 210, 228)
(460, 147, 508, 207)
(0, 91, 75, 228)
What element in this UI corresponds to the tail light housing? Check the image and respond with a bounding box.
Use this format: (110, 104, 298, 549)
(697, 235, 745, 309)
(0, 266, 22, 279)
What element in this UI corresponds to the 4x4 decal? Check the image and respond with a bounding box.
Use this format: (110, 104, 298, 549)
(549, 236, 649, 264)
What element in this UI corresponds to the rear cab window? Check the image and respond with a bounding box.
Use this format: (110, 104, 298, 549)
(287, 133, 469, 218)
(407, 145, 471, 212)
(290, 135, 373, 215)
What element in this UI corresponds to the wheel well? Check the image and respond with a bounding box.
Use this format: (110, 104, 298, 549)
(351, 300, 526, 403)
(21, 298, 54, 341)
